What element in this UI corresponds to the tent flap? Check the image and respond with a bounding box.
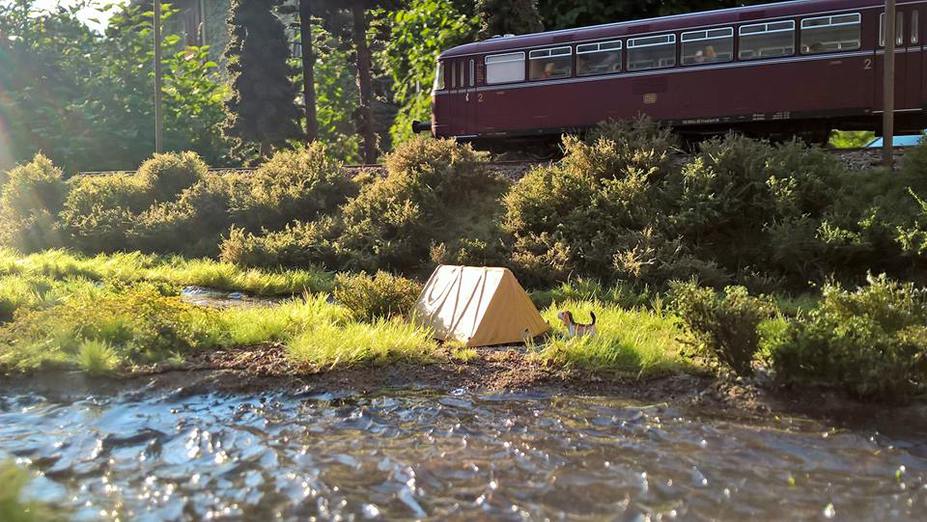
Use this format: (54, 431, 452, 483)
(413, 265, 549, 347)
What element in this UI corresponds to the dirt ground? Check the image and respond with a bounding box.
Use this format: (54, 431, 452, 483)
(3, 343, 920, 430)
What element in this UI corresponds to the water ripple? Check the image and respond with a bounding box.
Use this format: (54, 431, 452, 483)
(0, 388, 925, 520)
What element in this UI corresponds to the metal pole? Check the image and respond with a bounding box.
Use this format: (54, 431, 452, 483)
(883, 0, 897, 167)
(154, 0, 164, 154)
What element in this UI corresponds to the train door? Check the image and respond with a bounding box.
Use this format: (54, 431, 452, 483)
(899, 4, 923, 109)
(876, 8, 920, 111)
(465, 58, 479, 137)
(450, 59, 466, 135)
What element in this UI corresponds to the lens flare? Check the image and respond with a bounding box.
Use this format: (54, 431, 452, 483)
(0, 110, 13, 173)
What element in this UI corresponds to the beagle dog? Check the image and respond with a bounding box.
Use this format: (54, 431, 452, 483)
(557, 310, 597, 337)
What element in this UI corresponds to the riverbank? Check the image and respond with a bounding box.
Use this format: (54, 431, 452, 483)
(3, 248, 927, 409)
(4, 349, 917, 430)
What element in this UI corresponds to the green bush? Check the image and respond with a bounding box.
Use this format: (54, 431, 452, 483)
(901, 133, 927, 194)
(220, 218, 342, 269)
(333, 271, 422, 321)
(572, 116, 679, 178)
(530, 277, 656, 310)
(136, 151, 208, 202)
(337, 136, 497, 272)
(504, 118, 710, 286)
(0, 274, 55, 324)
(0, 154, 68, 252)
(769, 275, 927, 401)
(64, 174, 153, 216)
(504, 126, 872, 289)
(669, 280, 776, 376)
(674, 136, 846, 283)
(59, 174, 152, 253)
(131, 173, 241, 256)
(61, 155, 223, 255)
(231, 144, 356, 232)
(224, 137, 503, 274)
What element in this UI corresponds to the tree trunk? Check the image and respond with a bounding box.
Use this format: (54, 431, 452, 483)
(299, 0, 319, 144)
(351, 2, 378, 164)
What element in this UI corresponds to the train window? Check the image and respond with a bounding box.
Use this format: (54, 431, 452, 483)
(576, 40, 622, 76)
(451, 61, 456, 88)
(459, 61, 466, 87)
(738, 20, 795, 60)
(913, 11, 920, 44)
(485, 52, 526, 84)
(528, 46, 573, 80)
(880, 13, 905, 47)
(433, 61, 445, 91)
(469, 59, 475, 87)
(681, 27, 734, 65)
(627, 34, 677, 71)
(801, 13, 861, 54)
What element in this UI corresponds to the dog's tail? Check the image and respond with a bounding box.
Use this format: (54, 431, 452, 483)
(590, 311, 597, 325)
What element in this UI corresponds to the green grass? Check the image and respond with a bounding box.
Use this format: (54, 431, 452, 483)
(451, 346, 479, 362)
(0, 248, 332, 296)
(205, 294, 352, 347)
(76, 339, 120, 374)
(536, 300, 690, 377)
(829, 130, 875, 149)
(0, 249, 700, 379)
(288, 319, 437, 369)
(0, 462, 60, 522)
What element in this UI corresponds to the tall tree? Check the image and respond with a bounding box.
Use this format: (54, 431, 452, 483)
(350, 2, 378, 164)
(317, 0, 400, 164)
(476, 0, 543, 39)
(224, 0, 302, 158)
(278, 0, 321, 144)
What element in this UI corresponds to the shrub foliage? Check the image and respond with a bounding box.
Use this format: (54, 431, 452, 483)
(222, 137, 507, 274)
(0, 154, 68, 252)
(333, 271, 423, 321)
(769, 275, 927, 401)
(669, 281, 776, 376)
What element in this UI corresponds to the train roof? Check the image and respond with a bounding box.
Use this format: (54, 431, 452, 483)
(440, 0, 885, 59)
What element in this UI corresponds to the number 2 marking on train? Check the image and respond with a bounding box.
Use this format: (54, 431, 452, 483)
(864, 58, 873, 70)
(478, 93, 484, 103)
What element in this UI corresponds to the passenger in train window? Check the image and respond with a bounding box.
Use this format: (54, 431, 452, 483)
(530, 57, 571, 80)
(577, 51, 620, 75)
(693, 45, 718, 64)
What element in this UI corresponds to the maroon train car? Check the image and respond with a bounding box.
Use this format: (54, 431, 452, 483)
(414, 0, 927, 145)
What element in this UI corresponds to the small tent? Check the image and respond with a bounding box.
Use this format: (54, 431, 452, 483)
(413, 265, 549, 347)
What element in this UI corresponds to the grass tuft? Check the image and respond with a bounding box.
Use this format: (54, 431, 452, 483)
(536, 300, 689, 377)
(0, 462, 61, 522)
(76, 339, 120, 375)
(207, 294, 352, 347)
(287, 319, 437, 370)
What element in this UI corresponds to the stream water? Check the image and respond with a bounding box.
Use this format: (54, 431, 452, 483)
(1, 384, 926, 521)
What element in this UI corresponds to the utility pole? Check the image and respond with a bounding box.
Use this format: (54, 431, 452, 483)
(154, 0, 164, 154)
(299, 0, 319, 143)
(883, 0, 896, 167)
